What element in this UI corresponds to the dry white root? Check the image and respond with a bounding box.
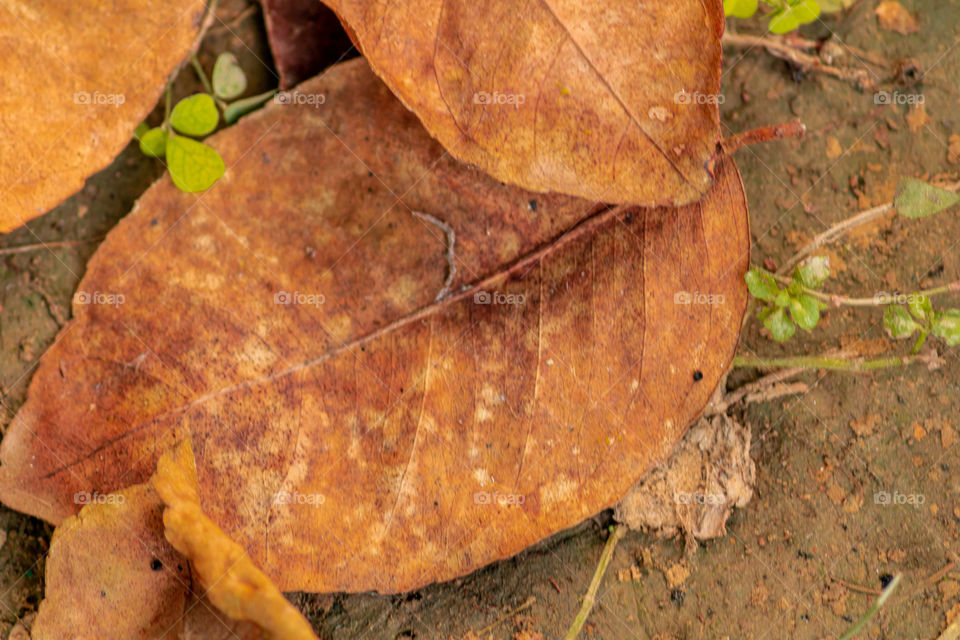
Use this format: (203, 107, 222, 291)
(614, 413, 756, 545)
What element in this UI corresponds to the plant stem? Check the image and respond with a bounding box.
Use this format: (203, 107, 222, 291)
(778, 180, 960, 274)
(755, 266, 960, 307)
(163, 82, 172, 132)
(564, 524, 626, 640)
(733, 353, 939, 372)
(837, 573, 900, 640)
(190, 54, 215, 96)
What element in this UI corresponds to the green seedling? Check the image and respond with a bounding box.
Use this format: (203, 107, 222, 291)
(744, 177, 960, 358)
(746, 256, 829, 341)
(724, 0, 830, 34)
(134, 52, 277, 193)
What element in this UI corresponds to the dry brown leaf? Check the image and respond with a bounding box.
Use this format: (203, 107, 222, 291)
(0, 59, 749, 593)
(28, 447, 297, 639)
(323, 0, 724, 205)
(0, 0, 208, 232)
(31, 483, 190, 639)
(153, 441, 318, 639)
(262, 0, 357, 89)
(875, 1, 919, 34)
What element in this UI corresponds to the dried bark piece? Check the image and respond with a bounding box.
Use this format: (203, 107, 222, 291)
(153, 440, 318, 640)
(0, 58, 748, 593)
(0, 0, 209, 232)
(324, 0, 725, 205)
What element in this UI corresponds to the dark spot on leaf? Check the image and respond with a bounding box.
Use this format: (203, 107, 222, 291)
(528, 199, 537, 211)
(879, 573, 894, 589)
(151, 559, 163, 571)
(670, 588, 685, 606)
(693, 370, 703, 381)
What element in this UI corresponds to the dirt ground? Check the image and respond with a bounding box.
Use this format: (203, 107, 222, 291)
(2, 1, 960, 638)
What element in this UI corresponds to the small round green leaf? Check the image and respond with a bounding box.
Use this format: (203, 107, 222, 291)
(170, 93, 220, 137)
(932, 310, 960, 347)
(724, 0, 758, 18)
(138, 127, 168, 158)
(134, 122, 150, 140)
(790, 0, 821, 23)
(908, 294, 932, 321)
(165, 135, 225, 193)
(745, 268, 781, 302)
(212, 53, 247, 100)
(764, 307, 796, 342)
(884, 305, 921, 339)
(795, 255, 830, 289)
(789, 294, 820, 331)
(768, 9, 800, 33)
(894, 178, 960, 219)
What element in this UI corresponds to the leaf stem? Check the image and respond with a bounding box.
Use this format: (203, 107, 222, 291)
(564, 524, 626, 640)
(190, 54, 215, 97)
(733, 352, 940, 372)
(163, 82, 172, 133)
(755, 265, 960, 307)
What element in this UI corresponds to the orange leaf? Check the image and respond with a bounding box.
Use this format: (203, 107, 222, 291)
(0, 59, 748, 593)
(0, 0, 208, 233)
(324, 0, 725, 205)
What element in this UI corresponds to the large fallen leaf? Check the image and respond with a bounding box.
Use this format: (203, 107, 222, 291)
(0, 0, 208, 233)
(30, 445, 309, 639)
(31, 483, 190, 639)
(324, 0, 724, 205)
(0, 58, 748, 593)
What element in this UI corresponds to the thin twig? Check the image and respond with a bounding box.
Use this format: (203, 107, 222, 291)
(0, 239, 99, 256)
(412, 211, 457, 301)
(837, 574, 901, 640)
(564, 525, 626, 640)
(830, 577, 882, 597)
(779, 180, 960, 274)
(722, 31, 874, 89)
(708, 366, 807, 414)
(721, 120, 805, 155)
(757, 266, 960, 307)
(733, 351, 943, 372)
(477, 596, 535, 635)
